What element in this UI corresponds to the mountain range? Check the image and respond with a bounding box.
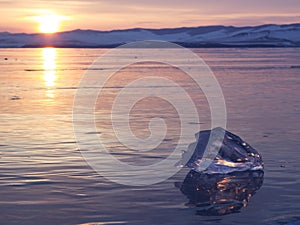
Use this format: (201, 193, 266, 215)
(1, 23, 300, 48)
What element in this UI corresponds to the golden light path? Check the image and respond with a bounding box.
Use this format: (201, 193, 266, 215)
(42, 48, 57, 88)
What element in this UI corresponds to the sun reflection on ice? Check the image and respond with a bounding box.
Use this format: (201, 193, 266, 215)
(46, 89, 55, 99)
(42, 48, 57, 88)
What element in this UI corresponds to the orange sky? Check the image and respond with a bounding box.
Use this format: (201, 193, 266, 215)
(0, 0, 299, 33)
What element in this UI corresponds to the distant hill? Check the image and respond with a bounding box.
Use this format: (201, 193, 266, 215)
(1, 23, 300, 48)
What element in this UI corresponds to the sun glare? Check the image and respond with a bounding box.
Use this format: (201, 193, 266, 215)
(32, 12, 67, 34)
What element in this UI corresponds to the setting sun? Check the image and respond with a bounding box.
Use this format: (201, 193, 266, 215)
(32, 12, 68, 34)
(38, 15, 60, 33)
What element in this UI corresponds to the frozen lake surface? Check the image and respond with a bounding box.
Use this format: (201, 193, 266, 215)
(0, 48, 299, 225)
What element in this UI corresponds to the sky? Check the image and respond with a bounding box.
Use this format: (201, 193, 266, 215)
(0, 0, 300, 33)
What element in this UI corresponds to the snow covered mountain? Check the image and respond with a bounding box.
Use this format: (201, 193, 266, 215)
(1, 23, 300, 48)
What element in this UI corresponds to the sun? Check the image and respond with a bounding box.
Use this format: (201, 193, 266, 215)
(32, 12, 68, 34)
(38, 15, 60, 33)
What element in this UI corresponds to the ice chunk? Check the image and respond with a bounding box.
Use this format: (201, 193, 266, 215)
(182, 127, 264, 174)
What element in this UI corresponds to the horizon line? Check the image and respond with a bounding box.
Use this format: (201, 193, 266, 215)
(1, 22, 300, 35)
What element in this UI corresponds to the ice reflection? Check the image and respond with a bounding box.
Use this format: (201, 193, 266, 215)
(42, 48, 57, 87)
(176, 170, 264, 216)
